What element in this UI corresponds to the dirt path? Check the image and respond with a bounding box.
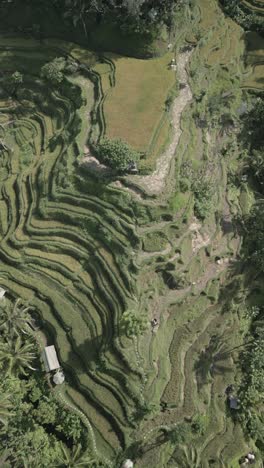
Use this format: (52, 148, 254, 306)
(128, 50, 193, 196)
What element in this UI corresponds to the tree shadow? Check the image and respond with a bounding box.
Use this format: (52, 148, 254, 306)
(194, 335, 233, 387)
(66, 334, 105, 373)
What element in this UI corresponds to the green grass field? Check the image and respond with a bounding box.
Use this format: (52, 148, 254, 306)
(102, 52, 176, 152)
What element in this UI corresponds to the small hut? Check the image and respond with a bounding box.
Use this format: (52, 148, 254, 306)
(0, 287, 6, 300)
(229, 395, 240, 410)
(42, 345, 60, 372)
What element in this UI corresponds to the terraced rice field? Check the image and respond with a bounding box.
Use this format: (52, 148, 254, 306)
(0, 0, 263, 464)
(0, 37, 145, 460)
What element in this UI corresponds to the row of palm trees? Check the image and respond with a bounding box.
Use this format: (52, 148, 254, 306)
(0, 298, 37, 428)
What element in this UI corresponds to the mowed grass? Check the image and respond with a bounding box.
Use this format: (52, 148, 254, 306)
(103, 52, 176, 151)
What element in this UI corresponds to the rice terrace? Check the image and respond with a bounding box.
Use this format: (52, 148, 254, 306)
(0, 0, 263, 467)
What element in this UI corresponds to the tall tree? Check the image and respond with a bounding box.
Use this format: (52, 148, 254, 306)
(0, 298, 35, 338)
(0, 336, 37, 376)
(56, 443, 95, 467)
(0, 393, 14, 426)
(41, 57, 66, 85)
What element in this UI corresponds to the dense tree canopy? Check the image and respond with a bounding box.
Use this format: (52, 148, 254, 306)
(41, 57, 66, 85)
(1, 0, 186, 37)
(56, 0, 183, 26)
(240, 95, 264, 192)
(220, 0, 264, 34)
(0, 298, 91, 467)
(96, 138, 140, 173)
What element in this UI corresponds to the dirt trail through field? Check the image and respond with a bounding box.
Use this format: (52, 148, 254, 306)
(130, 50, 193, 195)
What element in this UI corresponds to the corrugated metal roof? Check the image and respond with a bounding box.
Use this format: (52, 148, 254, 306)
(43, 345, 60, 372)
(0, 287, 6, 300)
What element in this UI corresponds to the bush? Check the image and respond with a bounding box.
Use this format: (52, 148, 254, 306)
(165, 86, 179, 110)
(41, 57, 66, 85)
(143, 231, 168, 252)
(120, 309, 149, 338)
(96, 138, 139, 173)
(191, 414, 207, 435)
(179, 177, 190, 193)
(192, 178, 213, 219)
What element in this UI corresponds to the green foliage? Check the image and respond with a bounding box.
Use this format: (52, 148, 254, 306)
(96, 138, 139, 173)
(120, 309, 148, 338)
(0, 296, 88, 466)
(56, 410, 84, 443)
(0, 336, 37, 376)
(3, 70, 23, 96)
(165, 422, 191, 445)
(0, 392, 14, 427)
(237, 306, 264, 447)
(57, 442, 95, 467)
(179, 177, 190, 193)
(192, 178, 213, 220)
(5, 425, 61, 467)
(191, 414, 207, 435)
(165, 86, 179, 110)
(34, 397, 58, 425)
(11, 70, 23, 85)
(244, 202, 264, 271)
(242, 96, 264, 192)
(41, 57, 66, 85)
(59, 0, 182, 31)
(142, 231, 168, 252)
(132, 401, 159, 421)
(220, 0, 264, 34)
(0, 298, 35, 338)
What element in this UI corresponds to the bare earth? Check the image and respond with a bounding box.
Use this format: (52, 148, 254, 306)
(130, 50, 193, 195)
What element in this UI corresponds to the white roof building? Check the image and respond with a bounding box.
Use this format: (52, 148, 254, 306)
(0, 287, 6, 300)
(42, 345, 60, 372)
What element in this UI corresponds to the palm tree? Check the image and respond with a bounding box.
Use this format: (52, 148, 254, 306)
(0, 335, 37, 376)
(0, 298, 35, 338)
(0, 449, 10, 467)
(55, 443, 95, 467)
(0, 393, 14, 426)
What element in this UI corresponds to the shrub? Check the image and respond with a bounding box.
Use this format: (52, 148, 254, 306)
(143, 231, 168, 252)
(96, 138, 139, 173)
(191, 414, 207, 435)
(179, 177, 190, 193)
(120, 309, 149, 338)
(165, 86, 179, 110)
(192, 178, 213, 219)
(41, 57, 66, 85)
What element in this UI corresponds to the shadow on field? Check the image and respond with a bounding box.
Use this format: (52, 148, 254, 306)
(66, 334, 106, 372)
